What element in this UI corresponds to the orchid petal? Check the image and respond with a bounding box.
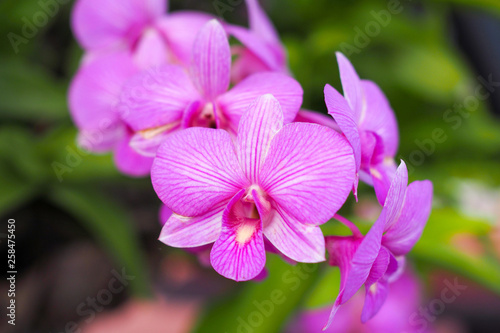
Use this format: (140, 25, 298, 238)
(237, 94, 283, 183)
(361, 277, 389, 323)
(324, 84, 360, 171)
(230, 47, 270, 83)
(159, 204, 172, 227)
(245, 0, 280, 43)
(259, 123, 355, 225)
(155, 12, 213, 66)
(323, 235, 361, 329)
(359, 80, 399, 158)
(217, 72, 303, 133)
(365, 247, 390, 288)
(151, 128, 247, 217)
(128, 125, 178, 157)
(191, 19, 230, 100)
(72, 0, 165, 51)
(69, 52, 138, 131)
(113, 133, 153, 177)
(381, 161, 408, 231)
(383, 180, 433, 256)
(226, 25, 284, 72)
(324, 83, 361, 198)
(263, 205, 325, 263)
(159, 203, 225, 247)
(77, 122, 126, 153)
(119, 64, 200, 132)
(371, 157, 398, 206)
(341, 211, 386, 302)
(133, 28, 169, 69)
(336, 52, 364, 120)
(211, 190, 266, 281)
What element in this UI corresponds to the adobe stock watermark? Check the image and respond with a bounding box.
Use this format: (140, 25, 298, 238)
(399, 74, 499, 175)
(404, 277, 467, 333)
(7, 0, 71, 54)
(49, 268, 135, 333)
(228, 264, 318, 333)
(340, 0, 412, 56)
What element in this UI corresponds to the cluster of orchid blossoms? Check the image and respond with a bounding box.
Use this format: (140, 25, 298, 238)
(68, 0, 433, 328)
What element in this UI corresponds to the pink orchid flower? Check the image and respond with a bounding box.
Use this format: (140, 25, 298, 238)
(69, 1, 213, 176)
(152, 94, 355, 281)
(323, 161, 432, 329)
(226, 0, 289, 83)
(325, 52, 399, 204)
(288, 270, 433, 333)
(119, 19, 303, 157)
(72, 0, 212, 67)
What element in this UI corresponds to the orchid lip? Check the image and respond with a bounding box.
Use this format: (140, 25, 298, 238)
(138, 122, 179, 139)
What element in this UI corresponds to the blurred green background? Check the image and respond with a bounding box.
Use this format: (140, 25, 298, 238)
(1, 0, 500, 332)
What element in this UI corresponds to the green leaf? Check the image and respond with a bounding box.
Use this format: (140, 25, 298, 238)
(304, 266, 340, 309)
(0, 57, 68, 121)
(48, 185, 152, 298)
(412, 241, 500, 294)
(412, 206, 500, 294)
(194, 256, 320, 333)
(0, 168, 38, 217)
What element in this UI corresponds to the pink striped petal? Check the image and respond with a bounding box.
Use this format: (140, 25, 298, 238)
(324, 84, 360, 172)
(381, 161, 408, 231)
(245, 0, 280, 44)
(364, 247, 390, 288)
(371, 157, 398, 206)
(383, 180, 433, 256)
(323, 235, 361, 329)
(359, 80, 399, 158)
(293, 109, 340, 132)
(210, 190, 266, 281)
(72, 0, 165, 51)
(341, 212, 386, 302)
(119, 65, 200, 132)
(217, 72, 303, 133)
(226, 25, 285, 73)
(191, 19, 230, 100)
(361, 277, 389, 323)
(151, 128, 248, 217)
(362, 248, 391, 323)
(263, 205, 325, 262)
(159, 203, 225, 247)
(113, 133, 153, 177)
(155, 12, 213, 66)
(336, 52, 364, 121)
(237, 94, 283, 183)
(69, 52, 138, 131)
(259, 123, 355, 225)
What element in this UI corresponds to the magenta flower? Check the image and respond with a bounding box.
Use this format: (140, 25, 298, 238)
(323, 161, 432, 329)
(72, 0, 212, 67)
(152, 94, 355, 281)
(287, 270, 431, 333)
(226, 0, 288, 83)
(324, 52, 399, 203)
(119, 19, 302, 157)
(68, 52, 153, 176)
